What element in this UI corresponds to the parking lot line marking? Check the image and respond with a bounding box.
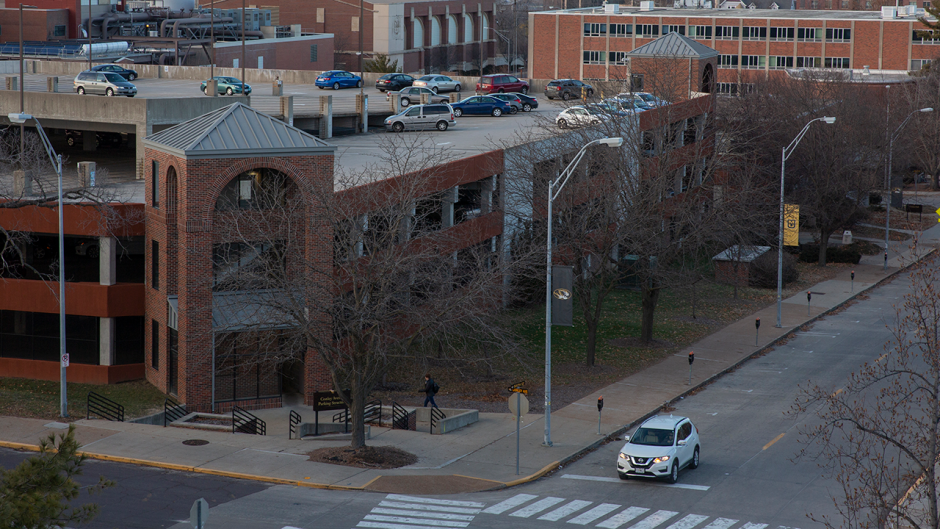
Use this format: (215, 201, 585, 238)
(739, 523, 768, 529)
(762, 433, 785, 450)
(567, 503, 620, 525)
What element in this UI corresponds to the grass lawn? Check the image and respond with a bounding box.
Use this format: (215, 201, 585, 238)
(0, 378, 167, 422)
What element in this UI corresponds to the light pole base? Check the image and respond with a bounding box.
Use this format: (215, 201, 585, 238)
(542, 441, 553, 447)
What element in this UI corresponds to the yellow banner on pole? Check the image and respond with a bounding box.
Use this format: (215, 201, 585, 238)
(784, 204, 799, 246)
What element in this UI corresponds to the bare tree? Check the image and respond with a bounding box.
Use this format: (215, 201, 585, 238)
(904, 58, 940, 190)
(790, 257, 940, 529)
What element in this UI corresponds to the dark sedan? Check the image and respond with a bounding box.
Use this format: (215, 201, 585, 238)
(508, 92, 539, 112)
(90, 64, 138, 81)
(376, 73, 414, 92)
(450, 96, 512, 117)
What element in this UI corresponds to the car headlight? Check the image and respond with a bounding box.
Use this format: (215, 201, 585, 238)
(652, 456, 670, 464)
(619, 452, 627, 460)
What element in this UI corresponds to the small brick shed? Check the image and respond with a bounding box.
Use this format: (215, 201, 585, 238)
(712, 245, 771, 287)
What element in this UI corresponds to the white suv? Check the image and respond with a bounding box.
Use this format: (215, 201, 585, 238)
(617, 415, 700, 483)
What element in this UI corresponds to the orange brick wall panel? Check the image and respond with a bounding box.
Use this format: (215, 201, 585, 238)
(853, 21, 881, 69)
(0, 203, 145, 238)
(0, 358, 144, 384)
(532, 15, 557, 79)
(583, 65, 607, 79)
(799, 42, 823, 55)
(712, 41, 740, 54)
(911, 44, 940, 61)
(825, 43, 851, 59)
(0, 279, 144, 317)
(558, 16, 582, 79)
(214, 38, 334, 71)
(768, 42, 794, 55)
(883, 22, 914, 69)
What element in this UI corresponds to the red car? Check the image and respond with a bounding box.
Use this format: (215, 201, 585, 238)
(475, 74, 529, 95)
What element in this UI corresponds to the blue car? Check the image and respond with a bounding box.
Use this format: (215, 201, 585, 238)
(315, 70, 363, 90)
(450, 95, 513, 117)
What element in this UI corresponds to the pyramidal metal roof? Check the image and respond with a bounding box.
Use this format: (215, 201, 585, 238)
(143, 102, 334, 159)
(627, 32, 719, 59)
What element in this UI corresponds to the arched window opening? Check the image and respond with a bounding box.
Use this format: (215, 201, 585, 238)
(215, 168, 290, 211)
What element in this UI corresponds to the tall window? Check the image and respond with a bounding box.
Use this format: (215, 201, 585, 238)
(151, 160, 159, 207)
(911, 59, 933, 70)
(741, 55, 766, 69)
(151, 319, 159, 369)
(742, 26, 766, 40)
(662, 25, 685, 35)
(611, 51, 629, 65)
(797, 56, 821, 67)
(151, 240, 160, 290)
(718, 54, 739, 68)
(636, 24, 659, 37)
(769, 56, 793, 69)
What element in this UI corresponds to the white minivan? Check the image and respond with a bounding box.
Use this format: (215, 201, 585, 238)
(385, 103, 457, 132)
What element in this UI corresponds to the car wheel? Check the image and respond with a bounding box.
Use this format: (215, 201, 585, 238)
(436, 120, 448, 131)
(618, 472, 629, 480)
(453, 108, 463, 117)
(431, 86, 439, 93)
(689, 447, 700, 469)
(106, 88, 115, 96)
(128, 95, 135, 98)
(667, 462, 679, 484)
(562, 92, 571, 101)
(318, 86, 324, 89)
(379, 88, 386, 92)
(587, 89, 594, 98)
(204, 87, 209, 95)
(510, 107, 518, 114)
(521, 86, 529, 94)
(128, 73, 136, 81)
(498, 88, 505, 93)
(522, 103, 532, 112)
(333, 82, 341, 90)
(492, 108, 503, 117)
(392, 122, 405, 133)
(77, 87, 85, 95)
(557, 119, 568, 129)
(357, 80, 363, 88)
(226, 87, 234, 95)
(67, 137, 75, 146)
(401, 97, 410, 106)
(454, 84, 461, 92)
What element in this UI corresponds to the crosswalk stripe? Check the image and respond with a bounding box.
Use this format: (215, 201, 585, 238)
(567, 503, 621, 525)
(596, 506, 650, 528)
(370, 508, 475, 521)
(510, 497, 566, 518)
(482, 494, 539, 514)
(665, 514, 709, 529)
(385, 495, 485, 508)
(631, 510, 679, 529)
(538, 500, 593, 521)
(701, 518, 738, 529)
(363, 514, 469, 527)
(358, 522, 457, 529)
(739, 524, 768, 529)
(559, 474, 710, 491)
(378, 501, 481, 515)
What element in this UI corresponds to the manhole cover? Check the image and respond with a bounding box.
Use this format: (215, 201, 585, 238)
(182, 439, 209, 446)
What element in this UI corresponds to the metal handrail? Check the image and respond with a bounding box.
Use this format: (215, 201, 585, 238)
(164, 397, 187, 427)
(86, 392, 125, 422)
(232, 406, 266, 435)
(289, 410, 301, 439)
(392, 401, 410, 430)
(430, 407, 446, 434)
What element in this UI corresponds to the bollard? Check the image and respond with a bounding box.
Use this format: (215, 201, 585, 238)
(597, 396, 604, 435)
(851, 270, 855, 292)
(807, 291, 812, 317)
(755, 317, 760, 347)
(688, 351, 694, 385)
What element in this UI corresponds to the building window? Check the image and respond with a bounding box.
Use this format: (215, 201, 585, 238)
(631, 74, 644, 91)
(912, 59, 933, 70)
(741, 26, 767, 40)
(151, 240, 159, 290)
(912, 30, 940, 43)
(151, 319, 159, 369)
(216, 169, 290, 210)
(826, 28, 851, 42)
(769, 27, 794, 41)
(54, 25, 65, 37)
(583, 50, 605, 64)
(715, 26, 739, 40)
(769, 56, 793, 69)
(824, 57, 850, 68)
(797, 56, 821, 67)
(741, 55, 766, 69)
(610, 51, 628, 65)
(610, 23, 633, 36)
(717, 82, 755, 95)
(151, 160, 159, 207)
(718, 54, 739, 68)
(310, 44, 318, 62)
(688, 25, 711, 39)
(841, 0, 849, 7)
(584, 23, 607, 36)
(797, 27, 822, 41)
(662, 25, 685, 35)
(636, 24, 659, 37)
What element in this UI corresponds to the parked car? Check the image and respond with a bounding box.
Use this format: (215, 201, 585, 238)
(476, 74, 529, 95)
(74, 70, 137, 97)
(384, 103, 456, 132)
(555, 106, 607, 128)
(616, 415, 700, 483)
(89, 64, 138, 81)
(450, 96, 512, 117)
(613, 97, 653, 112)
(75, 239, 99, 257)
(200, 76, 251, 96)
(545, 79, 593, 100)
(315, 70, 362, 90)
(488, 93, 525, 114)
(412, 74, 461, 93)
(596, 99, 638, 116)
(386, 86, 449, 107)
(375, 73, 415, 92)
(65, 130, 123, 148)
(508, 92, 539, 112)
(618, 92, 668, 108)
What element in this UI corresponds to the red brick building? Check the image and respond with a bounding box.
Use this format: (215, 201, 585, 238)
(529, 4, 939, 93)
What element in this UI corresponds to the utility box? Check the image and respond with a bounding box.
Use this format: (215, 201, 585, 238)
(272, 79, 283, 96)
(77, 161, 97, 187)
(205, 79, 218, 96)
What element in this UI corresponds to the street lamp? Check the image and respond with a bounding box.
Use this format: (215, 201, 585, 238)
(544, 136, 623, 447)
(883, 107, 933, 271)
(8, 112, 67, 418)
(776, 116, 835, 328)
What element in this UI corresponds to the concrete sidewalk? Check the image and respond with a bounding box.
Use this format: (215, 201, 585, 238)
(2, 224, 938, 495)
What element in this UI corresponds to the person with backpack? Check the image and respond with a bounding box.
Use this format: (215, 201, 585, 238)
(421, 373, 440, 409)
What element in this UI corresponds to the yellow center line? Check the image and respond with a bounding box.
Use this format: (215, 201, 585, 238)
(763, 433, 785, 450)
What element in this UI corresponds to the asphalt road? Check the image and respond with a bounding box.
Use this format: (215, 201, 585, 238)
(1, 270, 911, 529)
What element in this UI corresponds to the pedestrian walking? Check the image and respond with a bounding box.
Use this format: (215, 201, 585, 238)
(421, 373, 440, 409)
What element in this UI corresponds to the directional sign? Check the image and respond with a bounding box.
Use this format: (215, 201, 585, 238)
(935, 206, 940, 222)
(190, 498, 209, 529)
(508, 381, 527, 395)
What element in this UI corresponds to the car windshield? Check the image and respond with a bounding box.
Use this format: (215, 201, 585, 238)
(638, 93, 656, 102)
(418, 75, 434, 80)
(104, 73, 125, 83)
(380, 74, 394, 79)
(630, 427, 674, 447)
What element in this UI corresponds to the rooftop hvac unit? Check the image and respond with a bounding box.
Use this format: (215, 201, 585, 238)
(881, 5, 897, 17)
(639, 1, 655, 10)
(605, 3, 620, 12)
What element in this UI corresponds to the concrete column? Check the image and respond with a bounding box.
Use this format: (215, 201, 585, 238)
(356, 93, 369, 133)
(82, 130, 97, 152)
(280, 95, 294, 127)
(319, 95, 333, 139)
(13, 170, 32, 196)
(99, 236, 117, 286)
(99, 317, 115, 366)
(442, 186, 457, 228)
(481, 175, 494, 214)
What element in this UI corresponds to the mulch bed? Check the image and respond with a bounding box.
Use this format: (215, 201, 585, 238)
(307, 446, 418, 469)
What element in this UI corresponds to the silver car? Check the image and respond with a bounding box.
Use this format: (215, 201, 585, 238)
(412, 74, 461, 93)
(386, 86, 449, 107)
(74, 70, 137, 97)
(385, 103, 456, 132)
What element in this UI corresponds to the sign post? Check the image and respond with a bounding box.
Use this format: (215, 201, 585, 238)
(807, 291, 812, 317)
(312, 390, 349, 436)
(596, 396, 604, 435)
(754, 318, 760, 347)
(851, 270, 855, 292)
(508, 392, 529, 475)
(688, 351, 694, 385)
(190, 498, 209, 529)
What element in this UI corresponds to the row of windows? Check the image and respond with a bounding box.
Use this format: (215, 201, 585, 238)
(584, 23, 851, 42)
(718, 54, 849, 69)
(582, 51, 629, 64)
(912, 30, 940, 43)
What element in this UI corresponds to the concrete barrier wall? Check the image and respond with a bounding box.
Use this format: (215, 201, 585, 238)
(414, 407, 479, 434)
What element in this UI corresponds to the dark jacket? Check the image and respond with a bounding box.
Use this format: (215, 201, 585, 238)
(423, 378, 437, 395)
